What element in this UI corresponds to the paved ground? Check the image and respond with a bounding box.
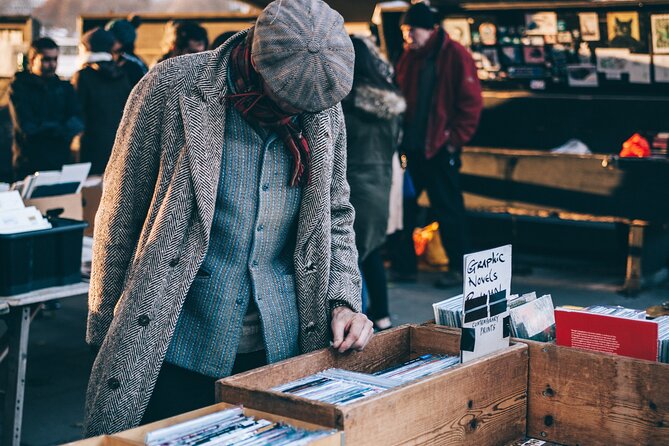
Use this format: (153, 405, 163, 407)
(2, 254, 667, 445)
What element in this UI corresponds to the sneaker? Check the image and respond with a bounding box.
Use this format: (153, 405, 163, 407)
(434, 271, 463, 289)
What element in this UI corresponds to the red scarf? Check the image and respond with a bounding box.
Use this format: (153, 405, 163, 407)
(227, 34, 310, 187)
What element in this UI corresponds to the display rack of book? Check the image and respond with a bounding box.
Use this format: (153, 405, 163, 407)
(216, 325, 529, 445)
(65, 403, 342, 446)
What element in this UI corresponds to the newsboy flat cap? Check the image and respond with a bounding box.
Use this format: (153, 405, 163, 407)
(252, 0, 355, 113)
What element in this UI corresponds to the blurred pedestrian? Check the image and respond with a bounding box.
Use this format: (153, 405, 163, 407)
(8, 37, 83, 180)
(395, 2, 483, 288)
(106, 16, 148, 87)
(84, 0, 371, 436)
(157, 20, 209, 63)
(210, 31, 238, 50)
(72, 28, 132, 175)
(343, 36, 405, 330)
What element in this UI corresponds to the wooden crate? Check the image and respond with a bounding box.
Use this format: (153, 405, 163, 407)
(217, 325, 529, 445)
(65, 403, 341, 446)
(522, 340, 669, 446)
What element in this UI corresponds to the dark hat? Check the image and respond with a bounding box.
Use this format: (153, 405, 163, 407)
(105, 19, 137, 46)
(252, 0, 354, 113)
(81, 27, 115, 53)
(402, 2, 437, 29)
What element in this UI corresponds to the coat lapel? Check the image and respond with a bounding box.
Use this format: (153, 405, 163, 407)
(179, 32, 246, 239)
(296, 111, 330, 253)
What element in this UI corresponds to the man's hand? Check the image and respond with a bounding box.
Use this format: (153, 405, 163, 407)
(331, 306, 374, 353)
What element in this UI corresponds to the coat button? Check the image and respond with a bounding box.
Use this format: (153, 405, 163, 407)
(169, 257, 179, 267)
(107, 377, 120, 390)
(305, 321, 316, 333)
(261, 183, 269, 191)
(137, 315, 150, 327)
(305, 262, 316, 273)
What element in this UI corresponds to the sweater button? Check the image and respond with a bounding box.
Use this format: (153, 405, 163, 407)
(107, 377, 120, 390)
(169, 257, 179, 267)
(137, 315, 150, 327)
(305, 321, 316, 333)
(262, 183, 269, 191)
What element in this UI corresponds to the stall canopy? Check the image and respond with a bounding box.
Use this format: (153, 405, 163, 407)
(243, 0, 379, 22)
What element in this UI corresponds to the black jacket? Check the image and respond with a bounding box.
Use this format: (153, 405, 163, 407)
(8, 71, 84, 179)
(72, 61, 132, 175)
(344, 84, 405, 261)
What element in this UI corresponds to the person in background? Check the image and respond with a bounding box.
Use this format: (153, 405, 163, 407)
(84, 0, 372, 436)
(8, 38, 83, 180)
(156, 20, 209, 63)
(72, 28, 132, 175)
(395, 2, 483, 288)
(343, 36, 405, 331)
(105, 16, 148, 87)
(210, 31, 238, 50)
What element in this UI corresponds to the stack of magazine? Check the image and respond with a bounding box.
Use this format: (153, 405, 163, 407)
(273, 354, 460, 405)
(144, 406, 334, 446)
(432, 292, 556, 342)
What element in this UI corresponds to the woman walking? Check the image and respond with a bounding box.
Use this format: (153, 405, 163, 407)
(343, 36, 405, 330)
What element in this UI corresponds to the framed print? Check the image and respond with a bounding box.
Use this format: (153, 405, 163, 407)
(444, 18, 472, 47)
(607, 12, 640, 48)
(579, 12, 600, 41)
(651, 14, 669, 54)
(525, 12, 558, 36)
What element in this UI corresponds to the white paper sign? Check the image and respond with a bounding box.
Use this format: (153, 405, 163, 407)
(461, 245, 512, 363)
(654, 55, 669, 83)
(626, 54, 651, 84)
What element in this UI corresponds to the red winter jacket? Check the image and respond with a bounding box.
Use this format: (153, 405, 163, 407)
(396, 29, 483, 159)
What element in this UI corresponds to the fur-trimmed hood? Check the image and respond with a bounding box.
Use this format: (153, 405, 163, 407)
(350, 84, 406, 120)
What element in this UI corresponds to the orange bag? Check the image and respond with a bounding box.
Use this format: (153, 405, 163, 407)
(620, 133, 651, 158)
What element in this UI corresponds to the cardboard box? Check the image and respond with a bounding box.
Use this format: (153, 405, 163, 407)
(25, 193, 83, 221)
(65, 403, 341, 446)
(217, 325, 529, 445)
(81, 178, 103, 237)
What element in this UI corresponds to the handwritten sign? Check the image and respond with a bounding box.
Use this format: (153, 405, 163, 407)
(461, 245, 512, 362)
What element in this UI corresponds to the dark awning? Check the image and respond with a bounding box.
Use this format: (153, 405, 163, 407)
(242, 0, 379, 22)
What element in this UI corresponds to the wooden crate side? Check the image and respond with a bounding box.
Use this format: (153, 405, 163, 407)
(526, 341, 669, 446)
(339, 344, 529, 445)
(222, 325, 411, 389)
(114, 402, 341, 445)
(217, 384, 341, 429)
(410, 325, 461, 355)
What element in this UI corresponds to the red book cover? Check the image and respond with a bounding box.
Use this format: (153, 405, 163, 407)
(555, 308, 658, 361)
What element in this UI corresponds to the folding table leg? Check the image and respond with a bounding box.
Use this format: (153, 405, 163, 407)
(2, 305, 32, 446)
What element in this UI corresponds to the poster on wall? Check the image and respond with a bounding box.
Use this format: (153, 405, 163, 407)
(479, 22, 497, 45)
(443, 18, 472, 47)
(595, 47, 630, 79)
(579, 12, 601, 41)
(566, 64, 599, 87)
(523, 46, 546, 64)
(651, 14, 669, 54)
(525, 12, 558, 36)
(607, 12, 640, 48)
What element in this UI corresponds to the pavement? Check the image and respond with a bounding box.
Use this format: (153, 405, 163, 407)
(2, 254, 667, 445)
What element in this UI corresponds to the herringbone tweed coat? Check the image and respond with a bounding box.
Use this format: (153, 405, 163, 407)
(84, 30, 361, 436)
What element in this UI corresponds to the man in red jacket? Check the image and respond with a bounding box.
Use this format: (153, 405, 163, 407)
(396, 2, 483, 288)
